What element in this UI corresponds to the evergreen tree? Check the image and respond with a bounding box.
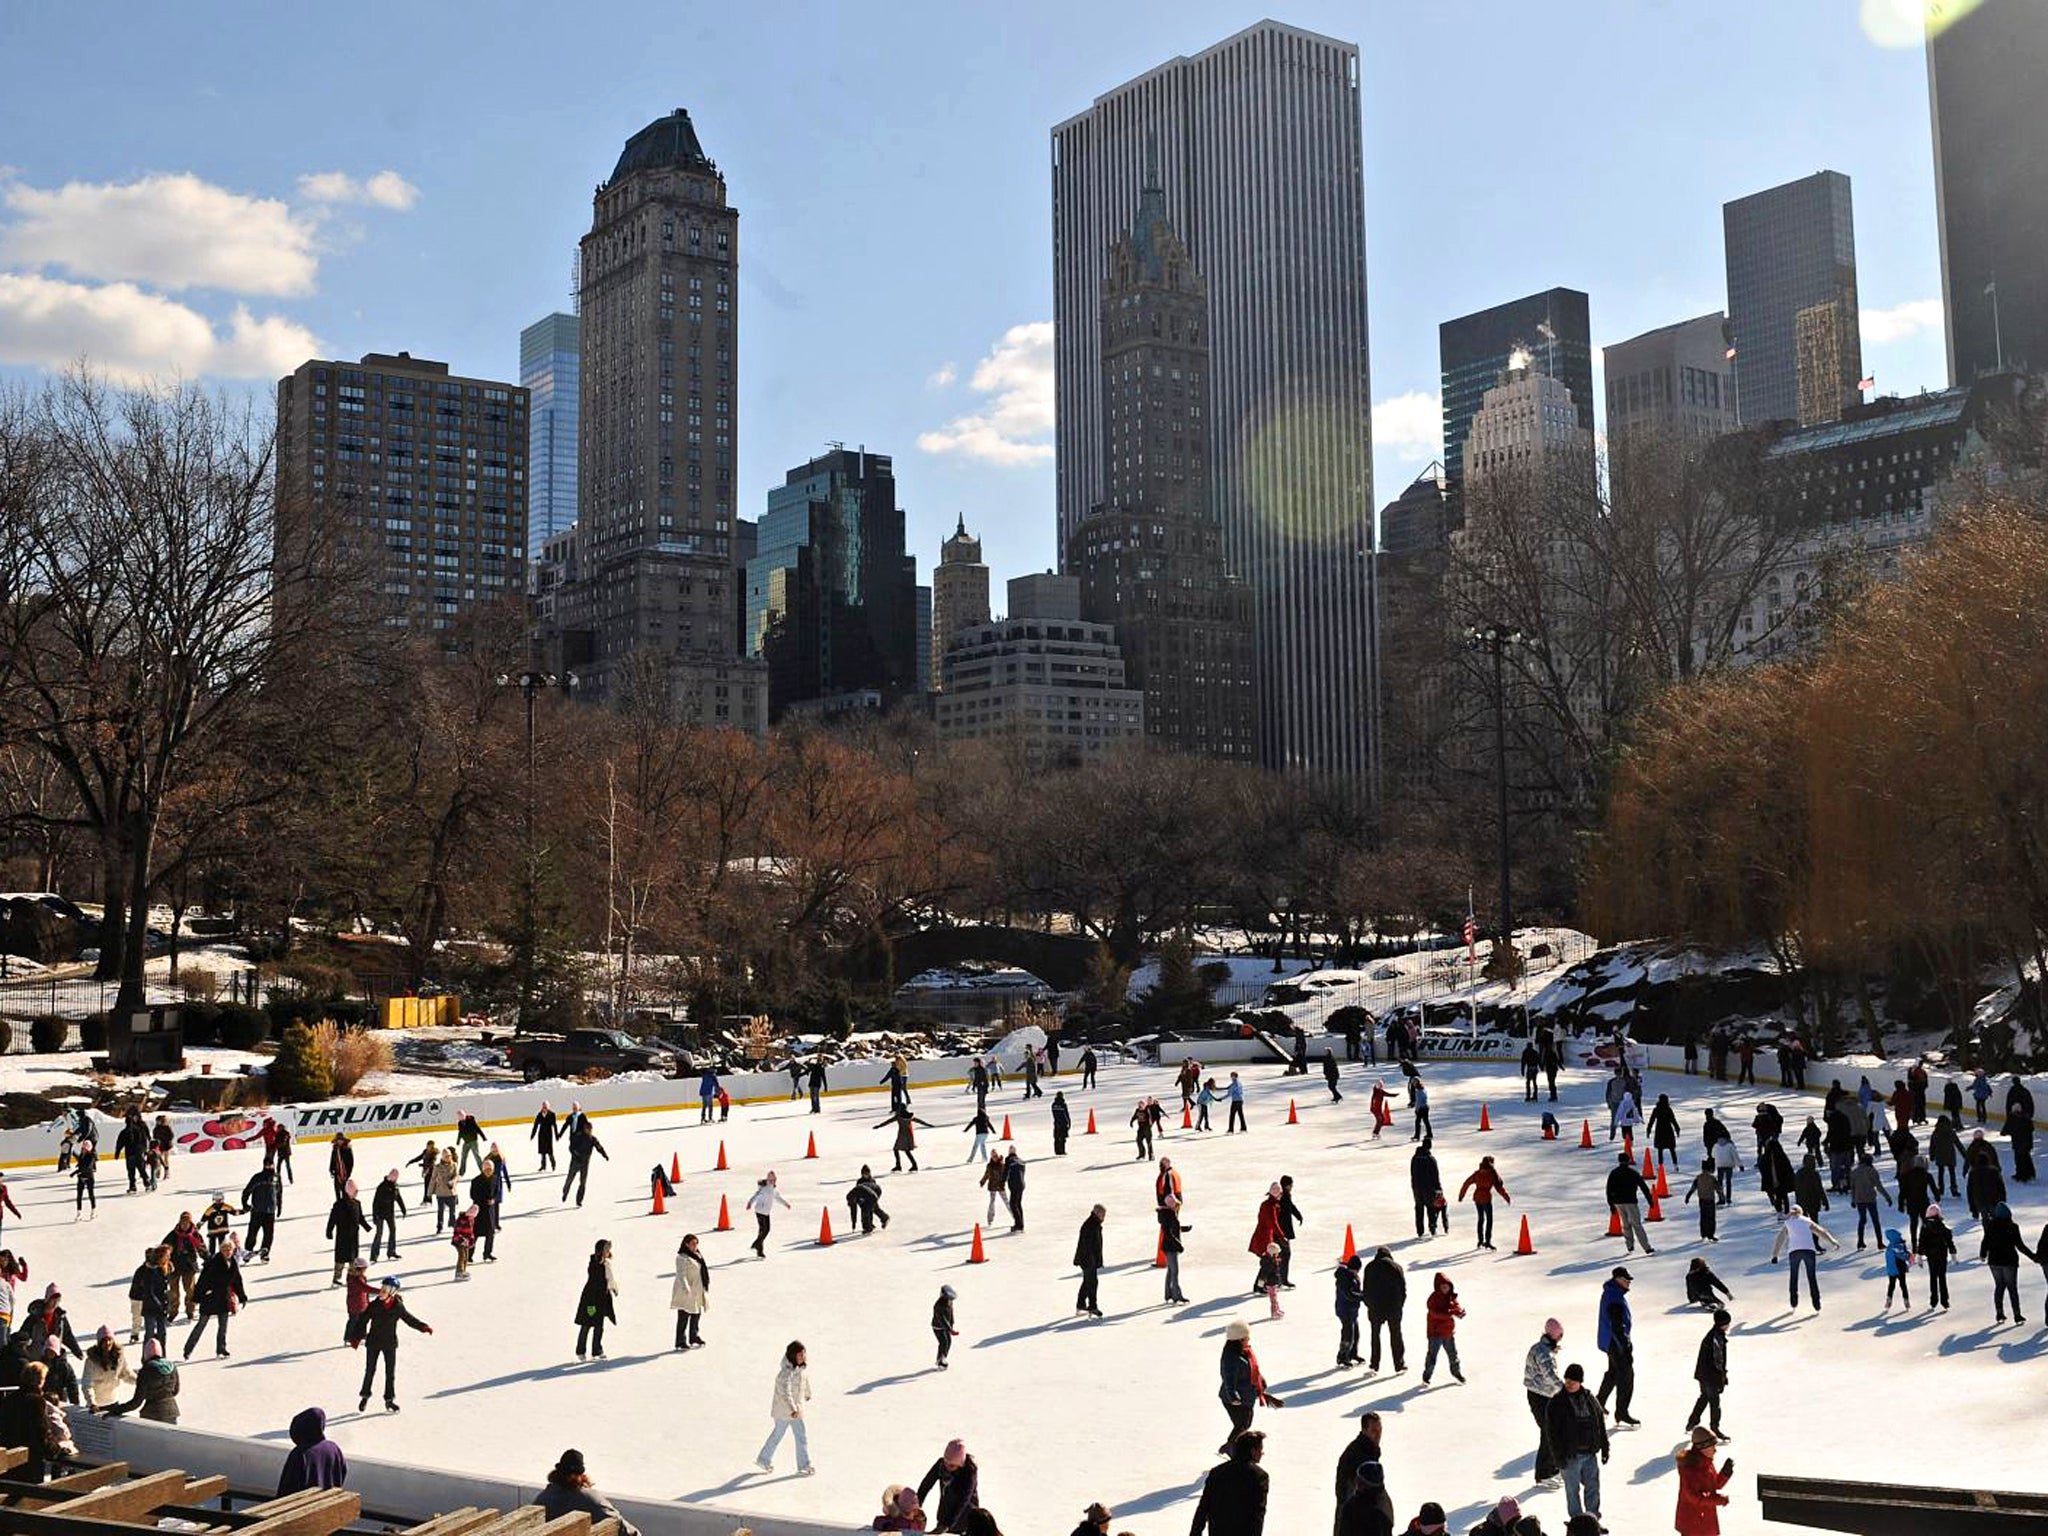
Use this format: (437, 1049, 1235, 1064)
(269, 1020, 334, 1101)
(1129, 936, 1227, 1034)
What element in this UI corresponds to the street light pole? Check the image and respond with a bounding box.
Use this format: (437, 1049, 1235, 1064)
(1464, 624, 1524, 954)
(496, 669, 577, 1028)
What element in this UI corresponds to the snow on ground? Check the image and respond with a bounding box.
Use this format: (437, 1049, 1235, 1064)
(12, 1058, 2046, 1535)
(0, 1046, 274, 1099)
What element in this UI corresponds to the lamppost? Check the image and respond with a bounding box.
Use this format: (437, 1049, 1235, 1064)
(1463, 624, 1525, 956)
(495, 669, 577, 1028)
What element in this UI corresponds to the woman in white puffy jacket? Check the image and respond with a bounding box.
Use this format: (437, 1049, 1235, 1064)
(753, 1340, 813, 1476)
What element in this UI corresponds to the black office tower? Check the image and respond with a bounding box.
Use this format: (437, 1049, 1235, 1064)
(1724, 171, 1861, 427)
(1929, 0, 2048, 382)
(1439, 288, 1593, 512)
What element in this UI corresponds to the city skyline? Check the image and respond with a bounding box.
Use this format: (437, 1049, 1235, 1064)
(0, 2, 1954, 594)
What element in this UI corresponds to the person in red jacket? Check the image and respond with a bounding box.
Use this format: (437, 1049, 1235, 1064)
(1248, 1184, 1286, 1293)
(1674, 1425, 1734, 1535)
(1421, 1273, 1465, 1384)
(1456, 1156, 1512, 1250)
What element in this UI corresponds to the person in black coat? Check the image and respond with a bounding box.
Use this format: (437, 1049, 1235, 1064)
(326, 1183, 370, 1284)
(1334, 1257, 1364, 1367)
(1190, 1429, 1269, 1536)
(183, 1237, 249, 1359)
(2004, 1079, 2037, 1183)
(915, 1441, 980, 1533)
(1277, 1177, 1304, 1286)
(369, 1171, 408, 1263)
(241, 1161, 283, 1262)
(1003, 1148, 1026, 1232)
(1158, 1196, 1189, 1305)
(1361, 1245, 1407, 1373)
(561, 1125, 609, 1207)
(1051, 1092, 1072, 1156)
(1919, 1202, 1958, 1310)
(355, 1278, 431, 1412)
(471, 1160, 504, 1261)
(328, 1133, 355, 1197)
(530, 1105, 560, 1171)
(574, 1241, 616, 1360)
(1409, 1141, 1442, 1239)
(1333, 1413, 1383, 1534)
(1687, 1309, 1731, 1439)
(1073, 1205, 1106, 1318)
(0, 1360, 55, 1481)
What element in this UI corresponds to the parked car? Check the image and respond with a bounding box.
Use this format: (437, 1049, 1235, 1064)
(504, 1028, 680, 1082)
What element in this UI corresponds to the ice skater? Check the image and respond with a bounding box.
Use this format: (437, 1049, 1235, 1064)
(1051, 1091, 1071, 1155)
(1769, 1206, 1837, 1311)
(1362, 1246, 1406, 1373)
(1159, 1193, 1189, 1304)
(747, 1172, 790, 1258)
(561, 1121, 608, 1207)
(1226, 1073, 1247, 1134)
(369, 1170, 407, 1262)
(326, 1181, 369, 1285)
(847, 1166, 889, 1233)
(1457, 1155, 1510, 1250)
(1074, 1204, 1106, 1318)
(1684, 1256, 1732, 1309)
(1256, 1242, 1284, 1319)
(1684, 1160, 1721, 1242)
(978, 1152, 1010, 1226)
(575, 1239, 616, 1359)
(964, 1107, 995, 1164)
(754, 1341, 814, 1475)
(931, 1285, 957, 1368)
(531, 1103, 559, 1170)
(875, 1105, 935, 1172)
(1130, 1099, 1155, 1161)
(671, 1232, 709, 1348)
(1003, 1145, 1026, 1231)
(1687, 1309, 1731, 1440)
(429, 1148, 457, 1232)
(182, 1236, 248, 1360)
(354, 1276, 430, 1413)
(1420, 1273, 1465, 1384)
(1606, 1151, 1657, 1256)
(1335, 1255, 1363, 1366)
(1410, 1140, 1445, 1238)
(1321, 1050, 1342, 1103)
(1216, 1319, 1279, 1451)
(1595, 1266, 1638, 1427)
(241, 1160, 282, 1262)
(1880, 1227, 1914, 1309)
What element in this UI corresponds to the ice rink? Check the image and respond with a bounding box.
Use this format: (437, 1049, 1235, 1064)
(14, 1055, 2046, 1535)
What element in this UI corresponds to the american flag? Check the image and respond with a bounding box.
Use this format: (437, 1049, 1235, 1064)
(1857, 376, 1875, 392)
(1463, 890, 1477, 953)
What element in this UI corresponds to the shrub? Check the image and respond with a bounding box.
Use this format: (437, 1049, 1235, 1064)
(179, 1001, 221, 1048)
(79, 1013, 108, 1052)
(314, 1020, 393, 1094)
(179, 967, 222, 1002)
(29, 1014, 67, 1053)
(268, 1021, 332, 1102)
(217, 1003, 270, 1051)
(0, 1018, 11, 1054)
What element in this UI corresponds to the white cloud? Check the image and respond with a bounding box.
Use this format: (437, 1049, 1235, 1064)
(1862, 298, 1944, 345)
(926, 362, 957, 388)
(1, 173, 318, 296)
(1371, 389, 1442, 459)
(0, 272, 318, 384)
(918, 321, 1055, 466)
(297, 169, 421, 211)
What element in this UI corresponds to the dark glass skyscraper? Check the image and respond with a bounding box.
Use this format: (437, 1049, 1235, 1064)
(1438, 288, 1592, 512)
(1928, 0, 2048, 382)
(519, 312, 579, 564)
(1723, 171, 1861, 427)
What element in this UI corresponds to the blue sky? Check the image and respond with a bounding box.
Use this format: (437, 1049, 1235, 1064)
(0, 2, 1952, 592)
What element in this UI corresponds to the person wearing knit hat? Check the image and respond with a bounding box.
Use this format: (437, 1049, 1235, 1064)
(1336, 1455, 1393, 1536)
(1675, 1423, 1735, 1535)
(1470, 1496, 1520, 1535)
(914, 1437, 980, 1533)
(533, 1449, 638, 1536)
(1920, 1201, 1957, 1310)
(1408, 1501, 1447, 1534)
(1071, 1503, 1113, 1536)
(1523, 1318, 1566, 1484)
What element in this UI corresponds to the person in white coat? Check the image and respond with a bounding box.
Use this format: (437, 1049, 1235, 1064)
(745, 1173, 791, 1259)
(670, 1233, 709, 1350)
(1769, 1206, 1838, 1311)
(754, 1340, 814, 1475)
(82, 1327, 136, 1408)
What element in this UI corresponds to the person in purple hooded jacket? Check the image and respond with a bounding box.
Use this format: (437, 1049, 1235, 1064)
(277, 1406, 348, 1494)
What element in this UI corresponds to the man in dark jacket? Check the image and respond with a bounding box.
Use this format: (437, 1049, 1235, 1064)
(1277, 1176, 1304, 1286)
(1332, 1412, 1382, 1534)
(1687, 1309, 1731, 1440)
(241, 1161, 283, 1262)
(369, 1170, 407, 1262)
(1073, 1205, 1105, 1318)
(1361, 1246, 1407, 1373)
(183, 1240, 248, 1360)
(1594, 1267, 1638, 1426)
(1409, 1141, 1442, 1239)
(914, 1439, 980, 1533)
(1191, 1428, 1269, 1536)
(561, 1123, 609, 1208)
(1605, 1153, 1656, 1255)
(1004, 1147, 1027, 1232)
(355, 1278, 431, 1412)
(1544, 1364, 1610, 1528)
(1052, 1092, 1072, 1156)
(1334, 1256, 1364, 1366)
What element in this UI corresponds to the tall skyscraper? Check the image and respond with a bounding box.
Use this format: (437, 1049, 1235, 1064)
(276, 351, 525, 642)
(518, 313, 579, 564)
(930, 516, 990, 691)
(1066, 173, 1254, 761)
(1928, 0, 2048, 381)
(541, 109, 748, 705)
(1052, 20, 1375, 786)
(745, 447, 917, 718)
(914, 584, 932, 694)
(1723, 171, 1861, 427)
(1603, 314, 1738, 446)
(1439, 288, 1593, 510)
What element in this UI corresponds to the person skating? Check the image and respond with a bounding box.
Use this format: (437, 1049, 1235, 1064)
(1769, 1206, 1837, 1311)
(1979, 1201, 2035, 1324)
(530, 1103, 559, 1171)
(1322, 1050, 1343, 1103)
(183, 1234, 248, 1360)
(1022, 1046, 1043, 1101)
(1521, 1042, 1542, 1103)
(1198, 1078, 1220, 1132)
(1080, 1046, 1098, 1090)
(754, 1340, 814, 1475)
(241, 1160, 282, 1262)
(354, 1277, 430, 1413)
(746, 1171, 790, 1258)
(1606, 1151, 1657, 1256)
(115, 1112, 153, 1194)
(875, 1106, 935, 1173)
(916, 1438, 980, 1533)
(1898, 1154, 1935, 1249)
(1226, 1072, 1248, 1134)
(2006, 1076, 2038, 1183)
(199, 1190, 240, 1252)
(1335, 1255, 1365, 1366)
(1130, 1099, 1155, 1161)
(1687, 1310, 1731, 1442)
(326, 1181, 369, 1285)
(1073, 1204, 1106, 1318)
(1248, 1183, 1287, 1292)
(1524, 1317, 1566, 1483)
(808, 1059, 828, 1114)
(130, 1248, 170, 1352)
(469, 1158, 503, 1263)
(1421, 1273, 1465, 1384)
(1410, 1140, 1444, 1239)
(328, 1131, 355, 1198)
(1595, 1266, 1639, 1427)
(1648, 1094, 1682, 1168)
(662, 1232, 709, 1350)
(277, 1406, 348, 1496)
(1683, 1160, 1721, 1242)
(848, 1165, 889, 1233)
(81, 1328, 134, 1411)
(1217, 1320, 1280, 1451)
(1363, 1245, 1407, 1373)
(964, 1108, 995, 1165)
(1684, 1257, 1732, 1310)
(1334, 1413, 1387, 1536)
(1256, 1243, 1285, 1320)
(1051, 1091, 1071, 1155)
(931, 1285, 957, 1369)
(1879, 1227, 1914, 1309)
(1918, 1202, 1956, 1310)
(1671, 1425, 1735, 1536)
(70, 1138, 98, 1218)
(1457, 1156, 1510, 1250)
(1410, 1074, 1433, 1142)
(99, 1338, 179, 1424)
(1190, 1428, 1268, 1536)
(410, 1140, 441, 1205)
(1160, 1194, 1190, 1304)
(369, 1170, 408, 1263)
(561, 1121, 609, 1207)
(978, 1151, 1010, 1226)
(342, 1258, 373, 1344)
(1003, 1145, 1026, 1231)
(1848, 1154, 1892, 1248)
(1545, 1364, 1610, 1528)
(428, 1148, 458, 1233)
(574, 1239, 617, 1360)
(163, 1214, 204, 1318)
(452, 1111, 484, 1175)
(449, 1205, 476, 1280)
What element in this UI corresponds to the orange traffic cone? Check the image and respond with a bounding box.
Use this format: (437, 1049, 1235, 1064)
(1514, 1215, 1536, 1256)
(1646, 1193, 1665, 1223)
(650, 1177, 666, 1216)
(1182, 1103, 1193, 1129)
(804, 1132, 818, 1160)
(1624, 1131, 1635, 1159)
(1640, 1148, 1655, 1181)
(1287, 1099, 1299, 1126)
(1606, 1206, 1623, 1237)
(714, 1193, 733, 1231)
(968, 1223, 987, 1264)
(715, 1140, 729, 1172)
(818, 1207, 834, 1246)
(1478, 1103, 1492, 1132)
(1340, 1224, 1357, 1263)
(1654, 1161, 1671, 1199)
(669, 1152, 681, 1184)
(1155, 1230, 1167, 1269)
(1084, 1109, 1098, 1136)
(1000, 1115, 1013, 1140)
(1579, 1119, 1594, 1149)
(1543, 1122, 1558, 1141)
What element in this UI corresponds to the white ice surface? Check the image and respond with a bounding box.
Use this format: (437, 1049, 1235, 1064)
(13, 1058, 2046, 1535)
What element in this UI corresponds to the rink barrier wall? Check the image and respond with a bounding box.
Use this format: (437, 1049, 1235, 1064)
(66, 1409, 851, 1536)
